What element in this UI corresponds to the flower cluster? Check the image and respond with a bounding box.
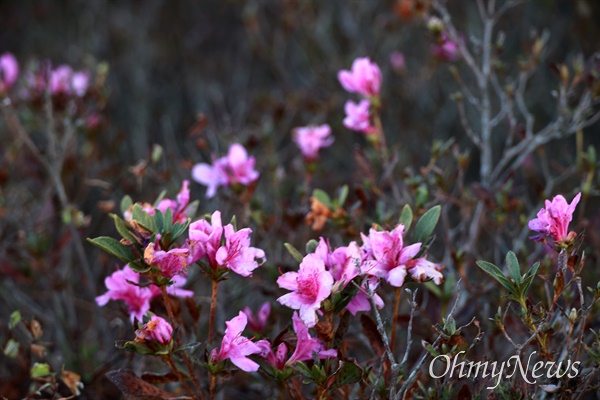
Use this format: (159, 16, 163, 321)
(188, 210, 266, 278)
(191, 143, 259, 198)
(338, 57, 381, 135)
(292, 124, 334, 162)
(95, 265, 193, 322)
(26, 63, 90, 98)
(277, 225, 443, 327)
(528, 192, 581, 248)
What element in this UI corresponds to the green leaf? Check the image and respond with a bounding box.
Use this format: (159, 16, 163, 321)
(312, 189, 332, 209)
(111, 214, 138, 244)
(505, 251, 521, 283)
(116, 340, 155, 355)
(338, 185, 349, 207)
(305, 239, 319, 254)
(131, 204, 158, 232)
(120, 195, 133, 215)
(9, 310, 21, 330)
(30, 363, 51, 378)
(399, 204, 413, 232)
(413, 205, 441, 243)
(294, 361, 313, 379)
(284, 243, 304, 263)
(332, 279, 359, 314)
(163, 207, 173, 232)
(154, 209, 164, 233)
(87, 236, 136, 263)
(522, 262, 540, 295)
(476, 260, 515, 293)
(171, 220, 191, 243)
(3, 338, 19, 358)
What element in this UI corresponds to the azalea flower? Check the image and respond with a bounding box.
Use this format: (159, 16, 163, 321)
(0, 53, 19, 92)
(277, 253, 334, 327)
(256, 341, 288, 371)
(287, 312, 337, 365)
(343, 100, 374, 134)
(135, 315, 173, 345)
(243, 302, 271, 334)
(192, 143, 259, 198)
(155, 180, 192, 223)
(144, 237, 190, 279)
(215, 224, 266, 277)
(188, 210, 224, 266)
(346, 278, 385, 316)
(338, 57, 382, 97)
(529, 192, 581, 244)
(256, 312, 336, 370)
(210, 311, 263, 372)
(49, 65, 89, 96)
(431, 33, 461, 61)
(95, 265, 193, 322)
(361, 225, 443, 287)
(292, 124, 334, 162)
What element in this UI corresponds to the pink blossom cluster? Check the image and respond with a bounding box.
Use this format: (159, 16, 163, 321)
(191, 143, 259, 198)
(95, 265, 193, 322)
(0, 53, 19, 93)
(292, 124, 334, 162)
(277, 226, 443, 327)
(211, 309, 336, 373)
(338, 57, 381, 135)
(529, 192, 581, 246)
(26, 63, 90, 97)
(431, 33, 461, 62)
(188, 210, 266, 277)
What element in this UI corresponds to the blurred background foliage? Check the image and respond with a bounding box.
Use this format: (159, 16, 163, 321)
(1, 0, 600, 397)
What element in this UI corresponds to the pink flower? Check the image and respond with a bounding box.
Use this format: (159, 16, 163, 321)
(407, 257, 444, 284)
(95, 265, 193, 322)
(215, 224, 266, 277)
(144, 237, 190, 279)
(224, 143, 260, 185)
(192, 143, 259, 198)
(0, 53, 19, 92)
(529, 192, 581, 244)
(135, 315, 173, 345)
(338, 57, 382, 97)
(343, 100, 374, 134)
(243, 302, 271, 334)
(292, 124, 334, 161)
(156, 180, 192, 223)
(361, 224, 443, 287)
(256, 341, 288, 371)
(431, 33, 461, 61)
(345, 278, 384, 316)
(191, 158, 228, 198)
(256, 312, 336, 370)
(390, 51, 406, 73)
(210, 311, 263, 372)
(287, 312, 337, 365)
(188, 210, 224, 266)
(277, 253, 334, 327)
(70, 71, 89, 96)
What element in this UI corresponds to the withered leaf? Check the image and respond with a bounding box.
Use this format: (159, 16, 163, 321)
(106, 369, 192, 400)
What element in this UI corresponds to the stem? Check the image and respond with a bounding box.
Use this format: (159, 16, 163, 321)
(164, 356, 197, 400)
(161, 286, 204, 399)
(390, 287, 401, 354)
(209, 373, 216, 400)
(209, 279, 220, 345)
